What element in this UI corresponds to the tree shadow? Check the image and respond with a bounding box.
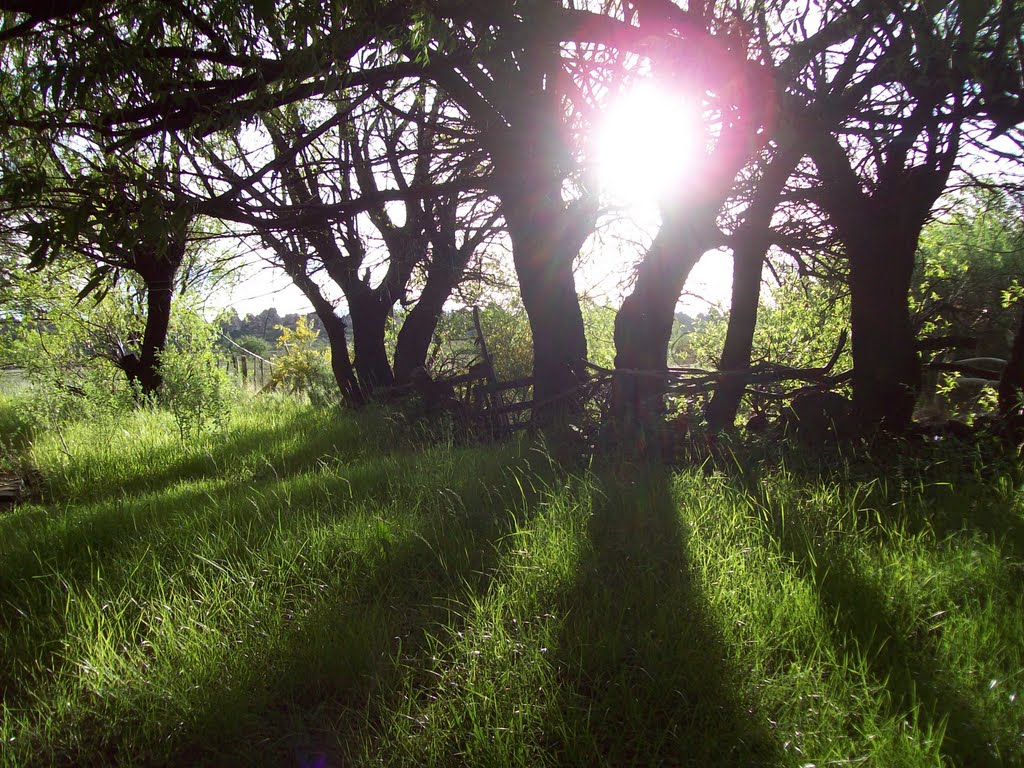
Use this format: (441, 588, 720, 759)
(727, 435, 1024, 562)
(137, 446, 559, 767)
(157, 511, 508, 767)
(0, 442, 545, 768)
(549, 468, 781, 766)
(34, 405, 397, 507)
(763, 512, 1009, 767)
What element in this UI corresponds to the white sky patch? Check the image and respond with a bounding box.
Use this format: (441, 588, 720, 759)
(206, 262, 317, 320)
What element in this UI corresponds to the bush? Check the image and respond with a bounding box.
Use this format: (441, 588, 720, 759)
(158, 309, 237, 440)
(232, 334, 272, 359)
(268, 317, 336, 406)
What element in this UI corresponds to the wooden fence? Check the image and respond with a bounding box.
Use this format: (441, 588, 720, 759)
(217, 355, 273, 389)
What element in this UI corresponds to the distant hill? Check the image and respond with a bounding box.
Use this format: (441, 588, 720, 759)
(219, 308, 339, 351)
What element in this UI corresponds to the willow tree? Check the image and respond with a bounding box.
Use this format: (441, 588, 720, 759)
(0, 12, 200, 394)
(804, 1, 1021, 432)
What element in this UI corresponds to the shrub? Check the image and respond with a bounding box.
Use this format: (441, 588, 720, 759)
(268, 317, 336, 406)
(158, 309, 237, 441)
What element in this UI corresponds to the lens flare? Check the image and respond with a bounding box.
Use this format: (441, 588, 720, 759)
(594, 83, 701, 207)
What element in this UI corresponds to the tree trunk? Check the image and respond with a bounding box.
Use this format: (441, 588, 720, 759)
(128, 274, 173, 395)
(502, 189, 590, 420)
(998, 300, 1024, 431)
(613, 211, 714, 421)
(704, 149, 798, 431)
(704, 241, 763, 431)
(275, 253, 362, 405)
(320, 313, 362, 406)
(393, 251, 467, 384)
(847, 224, 920, 433)
(809, 125, 954, 436)
(348, 288, 395, 393)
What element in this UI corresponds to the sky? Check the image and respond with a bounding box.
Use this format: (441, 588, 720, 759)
(208, 231, 735, 322)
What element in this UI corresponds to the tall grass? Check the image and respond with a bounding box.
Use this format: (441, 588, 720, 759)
(0, 392, 1021, 766)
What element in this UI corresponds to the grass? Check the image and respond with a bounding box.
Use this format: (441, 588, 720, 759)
(0, 391, 1022, 767)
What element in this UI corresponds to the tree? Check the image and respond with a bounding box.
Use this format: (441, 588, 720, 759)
(3, 159, 195, 394)
(197, 76, 495, 401)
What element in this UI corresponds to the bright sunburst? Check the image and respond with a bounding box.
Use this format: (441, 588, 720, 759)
(593, 83, 701, 208)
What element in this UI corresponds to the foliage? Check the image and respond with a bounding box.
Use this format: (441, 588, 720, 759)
(688, 267, 852, 374)
(231, 334, 272, 359)
(2, 263, 146, 425)
(158, 309, 237, 441)
(912, 188, 1024, 360)
(933, 371, 1000, 425)
(268, 316, 335, 406)
(429, 301, 534, 381)
(581, 299, 616, 370)
(1, 259, 236, 441)
(220, 308, 328, 349)
(427, 298, 614, 382)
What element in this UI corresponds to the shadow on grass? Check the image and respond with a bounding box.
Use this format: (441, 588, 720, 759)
(765, 518, 1008, 767)
(161, 515, 507, 767)
(549, 468, 780, 766)
(0, 441, 549, 767)
(38, 404, 385, 506)
(737, 435, 1024, 556)
(144, 446, 560, 768)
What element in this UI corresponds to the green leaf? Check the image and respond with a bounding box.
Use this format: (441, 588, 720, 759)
(76, 266, 113, 303)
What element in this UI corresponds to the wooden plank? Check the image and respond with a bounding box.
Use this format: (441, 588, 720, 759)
(445, 371, 489, 386)
(490, 400, 534, 416)
(0, 478, 24, 501)
(486, 377, 534, 393)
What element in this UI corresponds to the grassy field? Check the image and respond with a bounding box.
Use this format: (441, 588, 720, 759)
(0, 393, 1021, 767)
(0, 369, 29, 396)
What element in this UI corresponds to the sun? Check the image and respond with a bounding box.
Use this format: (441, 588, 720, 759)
(593, 83, 702, 208)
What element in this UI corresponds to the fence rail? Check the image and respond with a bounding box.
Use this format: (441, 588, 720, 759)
(217, 355, 273, 389)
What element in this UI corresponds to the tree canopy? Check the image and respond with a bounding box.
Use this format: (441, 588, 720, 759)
(2, 0, 1023, 437)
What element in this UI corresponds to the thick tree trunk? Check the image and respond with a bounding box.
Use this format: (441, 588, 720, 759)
(847, 225, 920, 433)
(393, 251, 467, 385)
(998, 301, 1024, 431)
(810, 127, 954, 437)
(320, 313, 362, 406)
(348, 289, 395, 393)
(705, 149, 798, 431)
(128, 274, 173, 395)
(117, 223, 188, 397)
(502, 189, 590, 419)
(613, 211, 714, 421)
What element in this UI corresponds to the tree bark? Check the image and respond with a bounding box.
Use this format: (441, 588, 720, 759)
(846, 220, 921, 432)
(703, 237, 764, 431)
(347, 286, 396, 393)
(127, 274, 173, 395)
(612, 210, 715, 421)
(393, 251, 466, 384)
(502, 186, 591, 418)
(319, 312, 361, 406)
(809, 122, 956, 435)
(120, 231, 186, 397)
(705, 149, 799, 431)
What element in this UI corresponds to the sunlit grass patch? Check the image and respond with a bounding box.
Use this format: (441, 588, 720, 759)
(0, 396, 1022, 766)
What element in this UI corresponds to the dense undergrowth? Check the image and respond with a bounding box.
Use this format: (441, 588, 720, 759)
(0, 392, 1021, 766)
